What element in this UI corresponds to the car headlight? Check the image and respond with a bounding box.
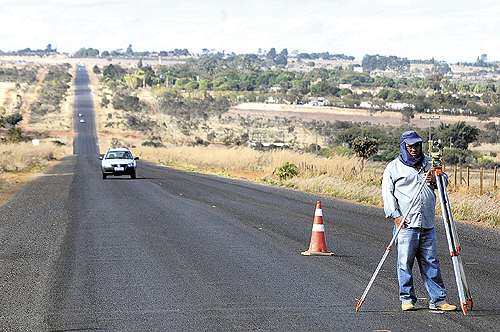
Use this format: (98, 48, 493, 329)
(128, 162, 135, 167)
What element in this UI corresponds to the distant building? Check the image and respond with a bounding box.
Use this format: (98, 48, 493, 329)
(386, 102, 414, 110)
(265, 96, 279, 104)
(306, 97, 331, 107)
(339, 83, 352, 89)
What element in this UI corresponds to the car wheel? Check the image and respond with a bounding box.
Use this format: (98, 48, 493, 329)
(130, 170, 136, 179)
(102, 173, 107, 179)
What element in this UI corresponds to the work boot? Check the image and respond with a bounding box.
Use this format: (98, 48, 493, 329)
(401, 303, 416, 311)
(429, 302, 457, 311)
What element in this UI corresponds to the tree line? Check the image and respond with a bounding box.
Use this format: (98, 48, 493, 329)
(98, 53, 500, 119)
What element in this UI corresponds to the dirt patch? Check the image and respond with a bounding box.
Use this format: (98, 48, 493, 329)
(230, 103, 500, 130)
(17, 68, 47, 128)
(0, 82, 16, 110)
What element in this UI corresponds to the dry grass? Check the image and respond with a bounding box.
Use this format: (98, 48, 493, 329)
(470, 143, 500, 163)
(0, 141, 68, 173)
(136, 145, 362, 178)
(134, 145, 500, 227)
(0, 82, 16, 110)
(449, 192, 500, 227)
(0, 141, 70, 207)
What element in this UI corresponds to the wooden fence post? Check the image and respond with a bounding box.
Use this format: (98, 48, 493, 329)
(480, 167, 484, 195)
(454, 165, 457, 187)
(459, 166, 463, 185)
(494, 166, 498, 191)
(467, 166, 470, 190)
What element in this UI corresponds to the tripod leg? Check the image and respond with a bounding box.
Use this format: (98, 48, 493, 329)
(435, 174, 473, 315)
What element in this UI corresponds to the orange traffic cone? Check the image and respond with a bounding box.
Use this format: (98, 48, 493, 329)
(301, 200, 334, 256)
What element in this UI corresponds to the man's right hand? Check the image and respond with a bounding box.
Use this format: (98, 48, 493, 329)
(394, 216, 406, 228)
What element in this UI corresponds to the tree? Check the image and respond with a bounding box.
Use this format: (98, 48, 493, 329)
(123, 74, 141, 89)
(310, 80, 339, 96)
(126, 44, 134, 56)
(266, 48, 277, 60)
(352, 136, 378, 170)
(74, 48, 99, 57)
(102, 64, 126, 81)
(4, 112, 23, 126)
(435, 122, 479, 150)
(274, 48, 288, 66)
(401, 107, 415, 125)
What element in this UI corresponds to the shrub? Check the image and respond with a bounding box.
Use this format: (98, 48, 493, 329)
(52, 140, 66, 146)
(305, 144, 321, 154)
(442, 148, 474, 165)
(274, 162, 299, 180)
(4, 112, 23, 126)
(7, 127, 22, 142)
(333, 145, 352, 157)
(352, 137, 379, 160)
(126, 114, 156, 132)
(142, 140, 164, 147)
(112, 94, 144, 112)
(101, 95, 110, 108)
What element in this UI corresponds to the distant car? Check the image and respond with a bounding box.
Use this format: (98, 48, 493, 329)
(100, 147, 139, 179)
(79, 119, 85, 123)
(78, 113, 83, 117)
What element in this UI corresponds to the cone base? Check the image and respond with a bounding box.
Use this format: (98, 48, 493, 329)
(301, 250, 334, 256)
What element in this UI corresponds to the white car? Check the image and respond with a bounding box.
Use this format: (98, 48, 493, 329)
(78, 113, 83, 117)
(79, 119, 85, 123)
(99, 147, 139, 179)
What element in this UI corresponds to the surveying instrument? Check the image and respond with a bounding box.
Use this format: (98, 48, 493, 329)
(355, 141, 473, 315)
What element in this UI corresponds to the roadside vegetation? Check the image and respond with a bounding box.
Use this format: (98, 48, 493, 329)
(89, 52, 499, 227)
(29, 64, 72, 120)
(0, 61, 73, 205)
(0, 141, 67, 172)
(135, 145, 500, 227)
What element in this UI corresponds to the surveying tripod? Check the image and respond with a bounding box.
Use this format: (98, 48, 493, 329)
(355, 142, 473, 315)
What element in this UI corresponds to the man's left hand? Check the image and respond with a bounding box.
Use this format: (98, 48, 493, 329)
(425, 170, 435, 183)
(425, 170, 437, 188)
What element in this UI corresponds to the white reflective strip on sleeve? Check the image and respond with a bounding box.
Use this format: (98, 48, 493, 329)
(312, 224, 325, 232)
(315, 209, 323, 217)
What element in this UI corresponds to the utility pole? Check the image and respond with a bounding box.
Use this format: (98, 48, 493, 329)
(315, 128, 319, 155)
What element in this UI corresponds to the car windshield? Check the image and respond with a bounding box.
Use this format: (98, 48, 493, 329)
(106, 151, 132, 159)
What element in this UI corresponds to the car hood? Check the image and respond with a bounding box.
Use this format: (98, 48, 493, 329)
(102, 159, 135, 166)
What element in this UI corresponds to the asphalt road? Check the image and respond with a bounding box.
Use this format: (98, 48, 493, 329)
(1, 67, 499, 331)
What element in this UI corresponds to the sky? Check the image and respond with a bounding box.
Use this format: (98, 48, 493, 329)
(0, 0, 499, 62)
